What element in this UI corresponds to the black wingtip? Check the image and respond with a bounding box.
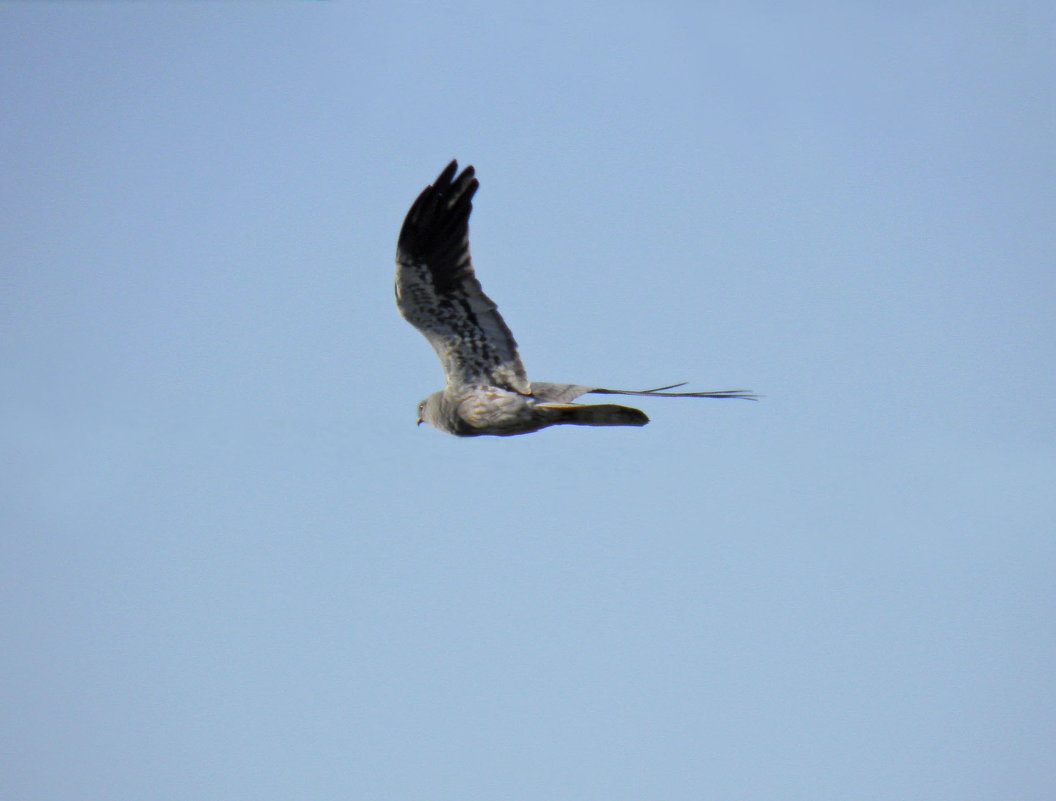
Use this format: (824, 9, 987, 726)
(435, 159, 460, 187)
(431, 160, 475, 193)
(398, 160, 481, 292)
(412, 160, 478, 217)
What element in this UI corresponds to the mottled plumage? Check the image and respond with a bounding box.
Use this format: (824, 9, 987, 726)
(395, 160, 756, 436)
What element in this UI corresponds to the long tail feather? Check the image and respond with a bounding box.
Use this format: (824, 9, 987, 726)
(589, 385, 760, 401)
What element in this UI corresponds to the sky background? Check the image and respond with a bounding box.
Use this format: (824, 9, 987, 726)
(1, 2, 1054, 799)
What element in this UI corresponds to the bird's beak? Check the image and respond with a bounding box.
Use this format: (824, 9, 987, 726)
(417, 418, 423, 426)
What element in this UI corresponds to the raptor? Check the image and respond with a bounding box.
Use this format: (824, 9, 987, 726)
(395, 160, 756, 436)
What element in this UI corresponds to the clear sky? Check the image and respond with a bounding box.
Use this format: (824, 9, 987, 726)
(2, 3, 1054, 799)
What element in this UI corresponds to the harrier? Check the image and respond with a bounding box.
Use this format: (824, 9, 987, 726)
(395, 160, 755, 436)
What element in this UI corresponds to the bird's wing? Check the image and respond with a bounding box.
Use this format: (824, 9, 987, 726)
(396, 161, 530, 394)
(530, 382, 759, 402)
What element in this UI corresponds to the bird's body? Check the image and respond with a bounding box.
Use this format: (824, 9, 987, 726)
(417, 385, 650, 437)
(395, 160, 755, 436)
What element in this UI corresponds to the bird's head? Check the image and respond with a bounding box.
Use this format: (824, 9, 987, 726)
(417, 392, 444, 430)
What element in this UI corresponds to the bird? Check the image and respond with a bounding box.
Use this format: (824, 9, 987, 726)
(395, 160, 756, 436)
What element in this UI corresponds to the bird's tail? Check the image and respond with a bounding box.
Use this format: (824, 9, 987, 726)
(590, 383, 760, 400)
(538, 403, 649, 428)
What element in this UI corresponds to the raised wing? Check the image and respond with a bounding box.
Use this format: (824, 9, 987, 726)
(396, 161, 530, 394)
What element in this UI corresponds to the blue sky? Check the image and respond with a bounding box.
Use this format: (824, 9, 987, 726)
(2, 3, 1054, 799)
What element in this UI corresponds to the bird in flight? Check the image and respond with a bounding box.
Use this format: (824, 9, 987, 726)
(395, 160, 756, 436)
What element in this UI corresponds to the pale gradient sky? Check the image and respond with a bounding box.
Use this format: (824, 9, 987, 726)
(2, 3, 1054, 800)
